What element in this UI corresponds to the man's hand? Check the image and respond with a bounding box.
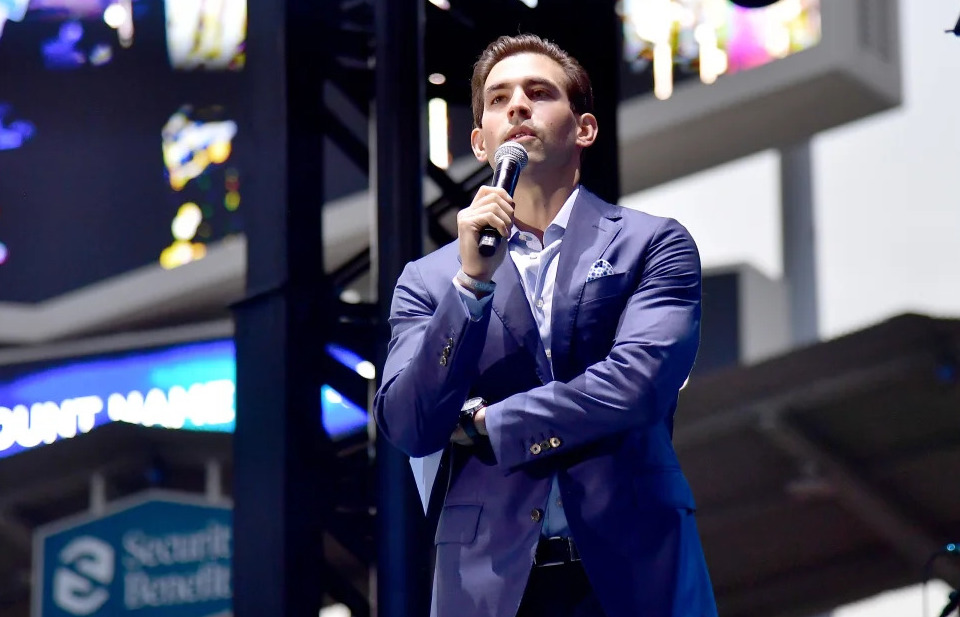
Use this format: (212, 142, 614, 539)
(449, 407, 488, 446)
(457, 186, 514, 281)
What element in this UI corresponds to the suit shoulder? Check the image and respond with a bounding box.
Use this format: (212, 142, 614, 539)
(610, 204, 694, 243)
(401, 240, 460, 282)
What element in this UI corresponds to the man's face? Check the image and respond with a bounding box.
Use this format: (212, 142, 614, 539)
(471, 53, 596, 175)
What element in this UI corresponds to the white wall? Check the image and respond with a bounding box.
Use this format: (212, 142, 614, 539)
(622, 0, 960, 340)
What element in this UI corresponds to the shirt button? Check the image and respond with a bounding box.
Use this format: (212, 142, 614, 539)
(556, 498, 563, 508)
(530, 508, 543, 522)
(545, 349, 552, 359)
(536, 298, 544, 309)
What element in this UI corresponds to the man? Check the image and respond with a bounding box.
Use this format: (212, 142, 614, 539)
(373, 34, 717, 617)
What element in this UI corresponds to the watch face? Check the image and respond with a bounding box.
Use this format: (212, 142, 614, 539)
(462, 396, 485, 411)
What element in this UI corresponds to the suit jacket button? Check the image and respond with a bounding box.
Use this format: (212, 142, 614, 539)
(549, 437, 561, 448)
(529, 443, 542, 455)
(439, 356, 448, 366)
(530, 508, 543, 522)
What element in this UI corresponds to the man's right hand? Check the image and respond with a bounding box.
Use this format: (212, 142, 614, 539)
(456, 186, 514, 282)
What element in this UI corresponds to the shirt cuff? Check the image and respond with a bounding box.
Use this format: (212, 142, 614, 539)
(453, 279, 493, 321)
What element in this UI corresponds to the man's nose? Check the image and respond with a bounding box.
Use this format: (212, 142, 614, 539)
(507, 91, 531, 118)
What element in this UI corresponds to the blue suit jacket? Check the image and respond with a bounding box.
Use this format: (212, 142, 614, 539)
(374, 188, 717, 617)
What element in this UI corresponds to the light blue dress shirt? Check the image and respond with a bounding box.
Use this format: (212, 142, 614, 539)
(454, 187, 581, 538)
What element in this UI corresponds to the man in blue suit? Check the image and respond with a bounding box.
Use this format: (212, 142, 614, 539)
(374, 34, 717, 617)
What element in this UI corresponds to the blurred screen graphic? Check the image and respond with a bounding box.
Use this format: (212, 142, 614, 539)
(621, 0, 821, 99)
(0, 338, 370, 459)
(165, 0, 246, 71)
(0, 0, 252, 302)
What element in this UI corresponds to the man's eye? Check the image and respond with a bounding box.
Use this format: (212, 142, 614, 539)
(531, 89, 549, 99)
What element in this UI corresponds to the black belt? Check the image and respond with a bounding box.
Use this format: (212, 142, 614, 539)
(534, 536, 581, 567)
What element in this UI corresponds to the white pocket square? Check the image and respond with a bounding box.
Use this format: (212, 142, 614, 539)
(586, 259, 615, 282)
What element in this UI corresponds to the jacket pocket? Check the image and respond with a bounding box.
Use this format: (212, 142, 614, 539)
(435, 504, 482, 544)
(580, 272, 631, 306)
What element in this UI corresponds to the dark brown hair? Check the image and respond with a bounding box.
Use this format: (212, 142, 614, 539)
(470, 34, 594, 128)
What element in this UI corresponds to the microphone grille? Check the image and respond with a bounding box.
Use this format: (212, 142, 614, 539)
(494, 141, 529, 169)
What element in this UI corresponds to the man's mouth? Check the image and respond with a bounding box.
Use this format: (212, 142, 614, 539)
(506, 129, 535, 142)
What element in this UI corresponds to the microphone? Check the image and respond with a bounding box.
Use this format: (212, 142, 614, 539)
(478, 141, 528, 257)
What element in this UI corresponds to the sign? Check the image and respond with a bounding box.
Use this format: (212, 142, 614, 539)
(33, 491, 232, 617)
(0, 338, 368, 459)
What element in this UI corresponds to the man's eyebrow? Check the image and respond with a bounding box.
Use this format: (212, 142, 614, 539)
(484, 77, 560, 94)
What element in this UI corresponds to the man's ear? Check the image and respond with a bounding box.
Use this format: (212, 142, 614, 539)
(471, 127, 489, 163)
(575, 113, 598, 149)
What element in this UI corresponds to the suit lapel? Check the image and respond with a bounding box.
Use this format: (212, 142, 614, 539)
(491, 254, 552, 383)
(551, 189, 623, 379)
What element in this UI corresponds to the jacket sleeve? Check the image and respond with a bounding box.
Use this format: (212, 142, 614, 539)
(485, 218, 701, 472)
(373, 260, 492, 458)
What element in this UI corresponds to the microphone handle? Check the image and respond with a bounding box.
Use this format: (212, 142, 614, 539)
(479, 159, 523, 257)
(478, 229, 500, 257)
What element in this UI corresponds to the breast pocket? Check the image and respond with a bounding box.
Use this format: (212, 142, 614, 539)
(573, 276, 632, 365)
(580, 272, 632, 306)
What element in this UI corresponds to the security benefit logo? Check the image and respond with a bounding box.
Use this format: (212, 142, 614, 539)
(121, 522, 232, 609)
(46, 520, 231, 615)
(53, 536, 115, 615)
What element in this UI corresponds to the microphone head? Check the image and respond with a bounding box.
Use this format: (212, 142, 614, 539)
(494, 141, 528, 170)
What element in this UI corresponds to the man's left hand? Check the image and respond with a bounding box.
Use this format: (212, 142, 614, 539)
(449, 407, 488, 445)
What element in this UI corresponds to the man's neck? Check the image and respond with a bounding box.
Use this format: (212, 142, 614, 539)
(512, 168, 580, 242)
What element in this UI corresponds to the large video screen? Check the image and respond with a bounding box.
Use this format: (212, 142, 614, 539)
(0, 0, 253, 302)
(0, 337, 369, 459)
(620, 0, 822, 99)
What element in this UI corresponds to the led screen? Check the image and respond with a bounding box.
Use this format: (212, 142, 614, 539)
(0, 338, 369, 459)
(0, 0, 252, 302)
(621, 0, 821, 99)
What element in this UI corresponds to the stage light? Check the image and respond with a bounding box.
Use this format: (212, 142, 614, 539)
(428, 97, 450, 169)
(103, 4, 127, 29)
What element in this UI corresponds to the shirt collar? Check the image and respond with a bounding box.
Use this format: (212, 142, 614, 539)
(549, 185, 579, 233)
(509, 185, 580, 246)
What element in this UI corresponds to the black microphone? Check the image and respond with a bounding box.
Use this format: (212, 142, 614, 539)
(478, 141, 528, 257)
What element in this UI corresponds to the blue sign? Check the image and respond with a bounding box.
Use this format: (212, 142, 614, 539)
(0, 339, 369, 459)
(33, 491, 232, 617)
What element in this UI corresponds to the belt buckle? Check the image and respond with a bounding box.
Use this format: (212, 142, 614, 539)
(535, 536, 578, 568)
(563, 537, 581, 563)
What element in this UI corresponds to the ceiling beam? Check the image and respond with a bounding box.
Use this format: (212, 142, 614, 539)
(674, 353, 930, 449)
(759, 416, 960, 586)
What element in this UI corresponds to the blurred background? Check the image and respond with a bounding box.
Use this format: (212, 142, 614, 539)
(0, 0, 958, 616)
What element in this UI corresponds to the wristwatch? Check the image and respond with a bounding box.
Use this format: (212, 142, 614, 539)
(459, 397, 487, 442)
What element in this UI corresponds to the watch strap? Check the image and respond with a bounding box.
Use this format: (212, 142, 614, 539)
(458, 408, 482, 441)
